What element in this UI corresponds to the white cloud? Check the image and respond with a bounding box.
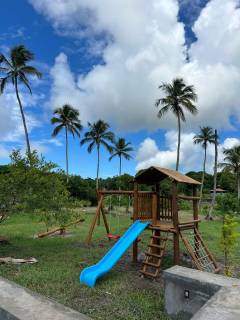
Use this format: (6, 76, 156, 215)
(0, 89, 42, 143)
(0, 145, 10, 159)
(136, 131, 240, 174)
(30, 0, 240, 133)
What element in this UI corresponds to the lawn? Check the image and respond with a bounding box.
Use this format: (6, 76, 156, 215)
(0, 210, 239, 320)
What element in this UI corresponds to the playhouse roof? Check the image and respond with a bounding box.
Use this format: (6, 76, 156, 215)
(135, 166, 201, 185)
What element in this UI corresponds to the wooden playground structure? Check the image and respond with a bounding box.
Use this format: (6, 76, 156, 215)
(87, 166, 219, 278)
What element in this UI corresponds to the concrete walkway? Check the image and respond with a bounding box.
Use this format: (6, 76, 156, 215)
(0, 276, 91, 320)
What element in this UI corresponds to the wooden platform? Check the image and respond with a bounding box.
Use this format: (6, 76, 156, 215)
(149, 221, 176, 232)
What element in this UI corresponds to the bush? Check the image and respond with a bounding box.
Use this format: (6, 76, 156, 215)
(0, 150, 70, 230)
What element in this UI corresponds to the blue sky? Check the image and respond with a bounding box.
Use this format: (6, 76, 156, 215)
(0, 0, 240, 178)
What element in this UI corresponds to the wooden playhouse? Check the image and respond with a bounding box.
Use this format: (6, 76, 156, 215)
(87, 166, 219, 278)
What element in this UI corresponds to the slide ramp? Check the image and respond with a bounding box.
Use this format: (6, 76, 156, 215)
(80, 220, 149, 287)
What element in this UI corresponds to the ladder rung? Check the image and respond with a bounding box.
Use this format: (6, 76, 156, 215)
(148, 244, 165, 249)
(145, 252, 163, 259)
(143, 261, 161, 268)
(151, 235, 168, 241)
(140, 270, 158, 278)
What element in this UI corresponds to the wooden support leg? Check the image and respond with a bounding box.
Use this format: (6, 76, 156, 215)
(86, 195, 103, 244)
(173, 232, 180, 265)
(133, 239, 138, 263)
(101, 205, 110, 235)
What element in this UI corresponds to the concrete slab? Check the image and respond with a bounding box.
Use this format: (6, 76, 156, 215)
(163, 266, 240, 320)
(0, 276, 91, 320)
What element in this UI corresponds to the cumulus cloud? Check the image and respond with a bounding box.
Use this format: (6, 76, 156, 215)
(136, 132, 240, 173)
(29, 0, 240, 133)
(0, 90, 42, 142)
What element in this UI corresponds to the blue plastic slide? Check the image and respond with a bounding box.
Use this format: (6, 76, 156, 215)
(80, 220, 149, 287)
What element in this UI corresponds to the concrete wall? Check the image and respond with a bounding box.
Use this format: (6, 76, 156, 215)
(0, 276, 91, 320)
(163, 266, 240, 320)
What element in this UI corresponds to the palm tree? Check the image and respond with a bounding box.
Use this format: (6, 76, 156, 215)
(109, 138, 133, 176)
(193, 127, 215, 205)
(155, 78, 198, 171)
(51, 104, 82, 182)
(81, 120, 114, 190)
(219, 145, 240, 199)
(207, 129, 218, 220)
(0, 45, 42, 154)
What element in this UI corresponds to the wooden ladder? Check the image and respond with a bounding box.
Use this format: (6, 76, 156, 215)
(180, 227, 219, 273)
(140, 229, 169, 278)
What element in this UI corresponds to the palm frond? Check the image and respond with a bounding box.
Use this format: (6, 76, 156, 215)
(18, 73, 32, 94)
(52, 124, 64, 137)
(87, 141, 95, 153)
(20, 66, 42, 79)
(0, 76, 11, 94)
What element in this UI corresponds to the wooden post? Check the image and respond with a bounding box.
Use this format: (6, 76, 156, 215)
(156, 183, 160, 220)
(132, 181, 138, 263)
(152, 193, 158, 225)
(100, 204, 110, 235)
(193, 184, 199, 257)
(97, 190, 101, 226)
(172, 181, 180, 265)
(193, 185, 199, 229)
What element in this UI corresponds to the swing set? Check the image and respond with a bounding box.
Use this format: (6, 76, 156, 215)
(86, 190, 133, 244)
(86, 166, 219, 278)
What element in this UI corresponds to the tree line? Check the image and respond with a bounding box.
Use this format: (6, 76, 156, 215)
(1, 44, 240, 212)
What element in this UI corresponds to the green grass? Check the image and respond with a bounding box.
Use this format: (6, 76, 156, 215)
(0, 211, 239, 319)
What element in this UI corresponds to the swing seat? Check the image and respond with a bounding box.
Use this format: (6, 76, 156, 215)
(107, 233, 121, 240)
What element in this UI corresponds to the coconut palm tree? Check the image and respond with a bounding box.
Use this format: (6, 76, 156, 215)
(109, 138, 133, 176)
(207, 129, 218, 220)
(81, 120, 114, 189)
(0, 45, 42, 154)
(155, 78, 198, 171)
(193, 126, 215, 204)
(219, 145, 240, 199)
(51, 104, 82, 182)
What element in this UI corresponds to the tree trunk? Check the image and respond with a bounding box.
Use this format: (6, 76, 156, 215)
(207, 129, 218, 220)
(176, 115, 181, 171)
(65, 127, 69, 183)
(14, 77, 31, 155)
(96, 145, 100, 190)
(237, 173, 240, 200)
(119, 155, 122, 177)
(199, 145, 207, 208)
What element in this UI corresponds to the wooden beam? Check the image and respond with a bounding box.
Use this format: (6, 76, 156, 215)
(178, 195, 200, 201)
(98, 190, 134, 195)
(172, 181, 180, 265)
(86, 195, 103, 244)
(100, 205, 110, 235)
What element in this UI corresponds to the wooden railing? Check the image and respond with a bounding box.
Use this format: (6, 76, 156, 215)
(136, 192, 173, 221)
(159, 195, 173, 221)
(137, 192, 154, 220)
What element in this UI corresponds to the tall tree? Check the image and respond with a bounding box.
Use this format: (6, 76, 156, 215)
(155, 78, 198, 171)
(207, 129, 218, 220)
(193, 126, 215, 205)
(109, 138, 133, 176)
(0, 45, 42, 154)
(219, 145, 240, 200)
(81, 120, 114, 189)
(51, 104, 82, 182)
